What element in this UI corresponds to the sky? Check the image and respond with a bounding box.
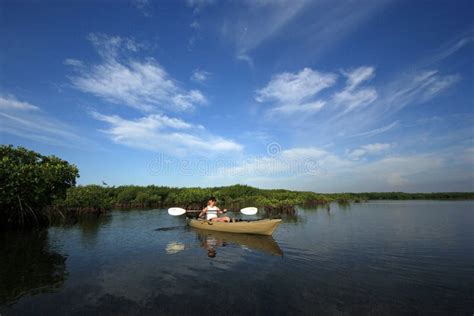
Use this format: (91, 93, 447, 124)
(1, 0, 473, 193)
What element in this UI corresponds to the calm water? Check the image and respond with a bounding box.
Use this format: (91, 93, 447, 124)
(1, 201, 473, 315)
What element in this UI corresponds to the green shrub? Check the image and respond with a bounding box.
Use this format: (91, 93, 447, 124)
(0, 145, 79, 228)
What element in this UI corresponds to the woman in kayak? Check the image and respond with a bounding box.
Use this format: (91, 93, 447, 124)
(199, 197, 230, 222)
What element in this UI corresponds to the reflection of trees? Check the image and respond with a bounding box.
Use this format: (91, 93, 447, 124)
(263, 208, 299, 223)
(76, 214, 112, 247)
(0, 230, 67, 306)
(337, 200, 351, 211)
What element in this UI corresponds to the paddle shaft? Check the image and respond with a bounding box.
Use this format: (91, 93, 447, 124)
(168, 207, 257, 216)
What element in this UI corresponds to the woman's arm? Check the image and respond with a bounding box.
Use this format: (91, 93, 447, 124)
(198, 207, 208, 218)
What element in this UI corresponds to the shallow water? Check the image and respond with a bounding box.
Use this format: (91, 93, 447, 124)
(1, 201, 473, 315)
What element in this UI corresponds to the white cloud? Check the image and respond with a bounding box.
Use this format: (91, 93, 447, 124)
(256, 68, 336, 104)
(66, 33, 206, 112)
(256, 66, 378, 118)
(333, 66, 377, 115)
(87, 33, 142, 58)
(422, 73, 460, 100)
(269, 100, 326, 115)
(382, 69, 460, 115)
(333, 88, 377, 114)
(0, 95, 39, 111)
(63, 58, 84, 68)
(236, 53, 254, 68)
(91, 111, 242, 155)
(343, 66, 375, 90)
(361, 143, 392, 153)
(349, 121, 399, 138)
(424, 34, 474, 66)
(190, 69, 211, 83)
(347, 143, 392, 160)
(256, 67, 336, 115)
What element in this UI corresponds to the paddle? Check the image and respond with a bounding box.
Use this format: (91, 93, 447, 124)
(240, 207, 258, 215)
(167, 207, 258, 216)
(168, 207, 187, 216)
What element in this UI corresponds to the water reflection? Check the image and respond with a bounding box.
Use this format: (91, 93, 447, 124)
(263, 209, 299, 223)
(336, 200, 351, 210)
(3, 204, 473, 315)
(193, 229, 283, 257)
(0, 230, 67, 306)
(76, 214, 112, 247)
(165, 241, 185, 254)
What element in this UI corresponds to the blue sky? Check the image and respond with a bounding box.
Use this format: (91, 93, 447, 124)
(1, 0, 473, 192)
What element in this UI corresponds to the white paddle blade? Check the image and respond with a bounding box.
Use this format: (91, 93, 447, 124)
(240, 207, 258, 215)
(168, 207, 186, 216)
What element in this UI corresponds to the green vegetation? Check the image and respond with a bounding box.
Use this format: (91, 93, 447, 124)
(58, 184, 330, 211)
(0, 145, 79, 229)
(1, 145, 473, 229)
(58, 185, 474, 212)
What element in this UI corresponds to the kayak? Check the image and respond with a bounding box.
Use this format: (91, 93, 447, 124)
(188, 218, 282, 236)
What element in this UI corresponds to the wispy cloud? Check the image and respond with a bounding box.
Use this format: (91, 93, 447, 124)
(207, 144, 471, 192)
(91, 111, 242, 155)
(349, 121, 400, 138)
(256, 67, 336, 115)
(347, 143, 392, 160)
(211, 146, 336, 178)
(87, 33, 144, 58)
(191, 69, 211, 83)
(187, 0, 215, 14)
(257, 60, 460, 142)
(220, 0, 309, 63)
(380, 69, 461, 116)
(333, 66, 377, 116)
(63, 58, 84, 68)
(423, 33, 474, 66)
(256, 66, 378, 118)
(0, 95, 87, 148)
(131, 0, 152, 17)
(217, 0, 388, 65)
(339, 36, 468, 139)
(66, 33, 207, 112)
(0, 95, 39, 111)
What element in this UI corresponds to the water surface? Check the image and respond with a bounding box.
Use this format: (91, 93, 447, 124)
(1, 201, 473, 315)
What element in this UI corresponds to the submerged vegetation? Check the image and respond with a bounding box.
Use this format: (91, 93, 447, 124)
(1, 145, 473, 229)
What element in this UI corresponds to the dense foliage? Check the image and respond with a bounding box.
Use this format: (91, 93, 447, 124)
(0, 145, 79, 228)
(57, 184, 474, 212)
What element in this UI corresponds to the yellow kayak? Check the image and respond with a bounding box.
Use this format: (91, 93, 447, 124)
(188, 218, 282, 236)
